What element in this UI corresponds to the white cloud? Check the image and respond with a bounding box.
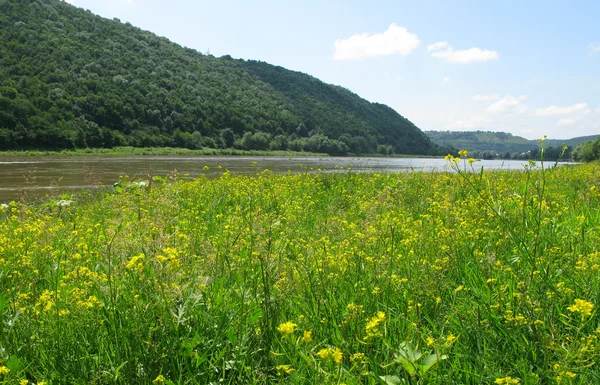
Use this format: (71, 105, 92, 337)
(427, 41, 449, 52)
(442, 76, 451, 85)
(589, 43, 600, 55)
(65, 0, 74, 3)
(557, 118, 578, 127)
(487, 95, 527, 113)
(428, 41, 499, 63)
(535, 103, 589, 116)
(447, 116, 490, 130)
(473, 94, 500, 101)
(333, 23, 420, 61)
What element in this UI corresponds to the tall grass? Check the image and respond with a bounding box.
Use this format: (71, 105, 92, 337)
(0, 157, 598, 384)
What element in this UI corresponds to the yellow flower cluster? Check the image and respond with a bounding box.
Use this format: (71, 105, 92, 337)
(317, 347, 343, 364)
(365, 311, 385, 331)
(277, 321, 297, 335)
(494, 376, 520, 384)
(275, 364, 295, 375)
(567, 299, 594, 317)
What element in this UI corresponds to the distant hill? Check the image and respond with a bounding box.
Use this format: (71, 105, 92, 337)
(426, 130, 599, 158)
(0, 0, 438, 155)
(544, 135, 599, 148)
(426, 131, 536, 154)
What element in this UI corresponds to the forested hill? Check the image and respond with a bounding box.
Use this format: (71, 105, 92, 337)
(426, 130, 597, 159)
(0, 0, 437, 155)
(426, 131, 535, 155)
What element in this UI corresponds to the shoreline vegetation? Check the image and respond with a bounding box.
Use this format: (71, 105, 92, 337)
(0, 154, 598, 384)
(0, 146, 439, 158)
(0, 147, 326, 157)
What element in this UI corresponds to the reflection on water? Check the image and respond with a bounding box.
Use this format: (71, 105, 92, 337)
(0, 155, 573, 202)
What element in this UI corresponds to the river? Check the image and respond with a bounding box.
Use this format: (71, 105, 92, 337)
(0, 156, 573, 202)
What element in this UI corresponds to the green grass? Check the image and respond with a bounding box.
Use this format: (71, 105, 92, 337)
(0, 158, 598, 384)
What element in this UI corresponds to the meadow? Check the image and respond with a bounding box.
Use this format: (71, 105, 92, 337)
(0, 154, 598, 384)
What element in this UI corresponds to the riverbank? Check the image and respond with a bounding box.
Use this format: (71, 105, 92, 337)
(0, 147, 442, 158)
(0, 146, 328, 157)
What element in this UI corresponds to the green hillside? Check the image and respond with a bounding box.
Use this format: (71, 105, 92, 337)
(0, 0, 437, 155)
(426, 131, 535, 154)
(544, 135, 599, 149)
(426, 130, 597, 159)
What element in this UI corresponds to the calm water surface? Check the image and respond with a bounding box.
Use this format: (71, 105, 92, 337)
(0, 156, 573, 202)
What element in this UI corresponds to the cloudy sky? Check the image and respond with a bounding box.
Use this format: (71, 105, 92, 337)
(66, 0, 600, 140)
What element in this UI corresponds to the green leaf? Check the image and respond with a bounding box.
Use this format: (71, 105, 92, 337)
(397, 341, 422, 362)
(0, 294, 7, 315)
(416, 354, 447, 375)
(396, 358, 416, 376)
(379, 375, 404, 385)
(248, 309, 263, 324)
(226, 327, 237, 344)
(6, 355, 20, 372)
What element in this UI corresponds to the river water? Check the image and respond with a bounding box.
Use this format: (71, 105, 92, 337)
(0, 156, 573, 202)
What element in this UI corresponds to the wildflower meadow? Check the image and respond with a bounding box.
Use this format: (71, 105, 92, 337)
(0, 153, 598, 384)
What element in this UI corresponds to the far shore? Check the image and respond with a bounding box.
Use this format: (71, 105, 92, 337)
(0, 146, 440, 158)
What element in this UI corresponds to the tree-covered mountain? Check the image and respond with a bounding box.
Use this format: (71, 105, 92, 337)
(426, 131, 536, 155)
(544, 135, 599, 149)
(426, 130, 596, 160)
(0, 0, 438, 155)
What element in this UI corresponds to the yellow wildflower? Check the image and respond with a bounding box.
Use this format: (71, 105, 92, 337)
(365, 311, 385, 331)
(152, 374, 165, 383)
(20, 380, 28, 385)
(317, 348, 330, 359)
(332, 348, 343, 364)
(426, 336, 435, 346)
(458, 149, 468, 157)
(350, 352, 365, 363)
(277, 321, 296, 335)
(276, 365, 295, 375)
(446, 334, 458, 344)
(0, 366, 9, 374)
(567, 299, 594, 317)
(317, 347, 343, 364)
(125, 253, 145, 271)
(494, 376, 520, 384)
(302, 330, 313, 342)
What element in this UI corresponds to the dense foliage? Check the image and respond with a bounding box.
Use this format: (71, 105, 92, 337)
(427, 131, 582, 160)
(0, 0, 438, 155)
(572, 136, 600, 162)
(0, 160, 599, 384)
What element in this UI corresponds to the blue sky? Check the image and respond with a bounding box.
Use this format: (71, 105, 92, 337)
(66, 0, 600, 140)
